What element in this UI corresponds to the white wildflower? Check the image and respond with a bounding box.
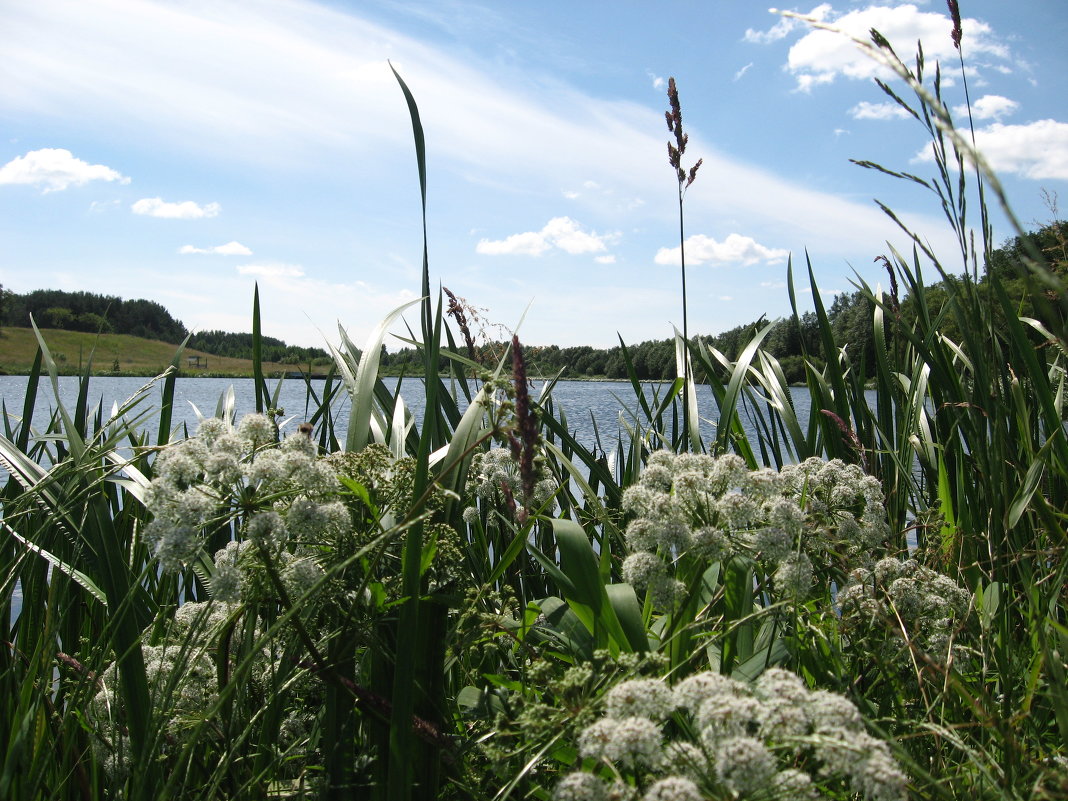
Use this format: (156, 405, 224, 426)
(673, 672, 747, 712)
(606, 678, 675, 721)
(774, 552, 813, 599)
(553, 772, 608, 801)
(281, 554, 325, 600)
(716, 492, 759, 528)
(622, 551, 667, 589)
(151, 522, 202, 570)
(752, 526, 793, 562)
(774, 768, 818, 799)
(641, 464, 674, 492)
(281, 431, 317, 457)
(807, 688, 863, 733)
(211, 540, 246, 603)
(690, 526, 729, 562)
(245, 510, 285, 549)
(712, 736, 776, 795)
(697, 692, 762, 740)
(237, 413, 275, 447)
(578, 716, 662, 768)
(754, 668, 810, 739)
(246, 449, 287, 485)
(195, 416, 228, 444)
(642, 776, 702, 801)
(661, 741, 708, 778)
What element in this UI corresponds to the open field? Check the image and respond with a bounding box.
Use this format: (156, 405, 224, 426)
(0, 327, 307, 377)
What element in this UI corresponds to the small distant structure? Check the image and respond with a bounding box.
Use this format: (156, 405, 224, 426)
(187, 355, 207, 369)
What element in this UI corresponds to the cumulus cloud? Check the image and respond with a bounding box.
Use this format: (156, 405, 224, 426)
(849, 100, 911, 121)
(476, 216, 616, 257)
(954, 94, 1019, 121)
(236, 263, 305, 277)
(0, 147, 128, 192)
(654, 233, 789, 267)
(179, 241, 252, 255)
(915, 119, 1068, 180)
(132, 197, 221, 219)
(781, 4, 1009, 91)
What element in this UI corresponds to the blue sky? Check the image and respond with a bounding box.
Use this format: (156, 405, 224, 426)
(2, 1, 1066, 349)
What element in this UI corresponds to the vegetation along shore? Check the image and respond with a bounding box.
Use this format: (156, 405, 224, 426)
(1, 11, 1066, 801)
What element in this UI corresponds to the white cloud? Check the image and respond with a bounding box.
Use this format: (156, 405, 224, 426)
(595, 255, 616, 264)
(132, 197, 221, 219)
(744, 5, 831, 44)
(849, 100, 911, 121)
(718, 295, 734, 301)
(236, 263, 305, 278)
(476, 216, 615, 257)
(733, 62, 753, 82)
(0, 147, 128, 192)
(761, 280, 787, 289)
(647, 71, 665, 90)
(954, 94, 1019, 121)
(916, 119, 1068, 180)
(784, 4, 1009, 91)
(180, 241, 253, 255)
(654, 233, 789, 267)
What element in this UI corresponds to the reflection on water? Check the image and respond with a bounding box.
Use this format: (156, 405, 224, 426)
(0, 374, 826, 457)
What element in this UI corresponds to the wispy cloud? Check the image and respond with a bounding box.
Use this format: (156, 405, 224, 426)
(0, 0, 960, 264)
(476, 216, 616, 257)
(654, 233, 788, 267)
(733, 62, 753, 82)
(132, 197, 221, 219)
(180, 241, 253, 255)
(914, 119, 1068, 180)
(0, 147, 128, 192)
(236, 263, 305, 278)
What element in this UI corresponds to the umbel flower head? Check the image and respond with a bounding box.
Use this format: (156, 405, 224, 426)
(619, 452, 892, 609)
(556, 668, 907, 801)
(144, 414, 348, 601)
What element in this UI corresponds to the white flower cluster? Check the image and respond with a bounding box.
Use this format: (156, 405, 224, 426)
(90, 638, 218, 781)
(554, 669, 907, 801)
(620, 453, 891, 607)
(143, 414, 346, 603)
(838, 557, 972, 663)
(464, 446, 557, 522)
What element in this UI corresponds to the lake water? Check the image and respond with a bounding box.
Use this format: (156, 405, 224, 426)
(0, 374, 822, 458)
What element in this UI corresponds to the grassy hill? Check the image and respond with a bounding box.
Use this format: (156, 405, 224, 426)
(0, 327, 314, 377)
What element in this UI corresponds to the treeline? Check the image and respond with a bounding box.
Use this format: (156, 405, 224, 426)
(1, 289, 188, 342)
(0, 288, 332, 364)
(3, 221, 1062, 377)
(377, 220, 1067, 382)
(375, 293, 869, 383)
(186, 330, 333, 366)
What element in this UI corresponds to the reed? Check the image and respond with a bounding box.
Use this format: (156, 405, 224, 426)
(1, 11, 1065, 800)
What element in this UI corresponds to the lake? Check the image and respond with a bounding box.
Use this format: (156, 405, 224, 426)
(0, 374, 823, 458)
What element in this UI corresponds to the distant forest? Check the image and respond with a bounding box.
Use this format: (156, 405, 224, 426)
(1, 220, 1063, 379)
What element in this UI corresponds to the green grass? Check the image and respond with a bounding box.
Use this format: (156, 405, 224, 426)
(0, 326, 309, 376)
(1, 19, 1066, 801)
